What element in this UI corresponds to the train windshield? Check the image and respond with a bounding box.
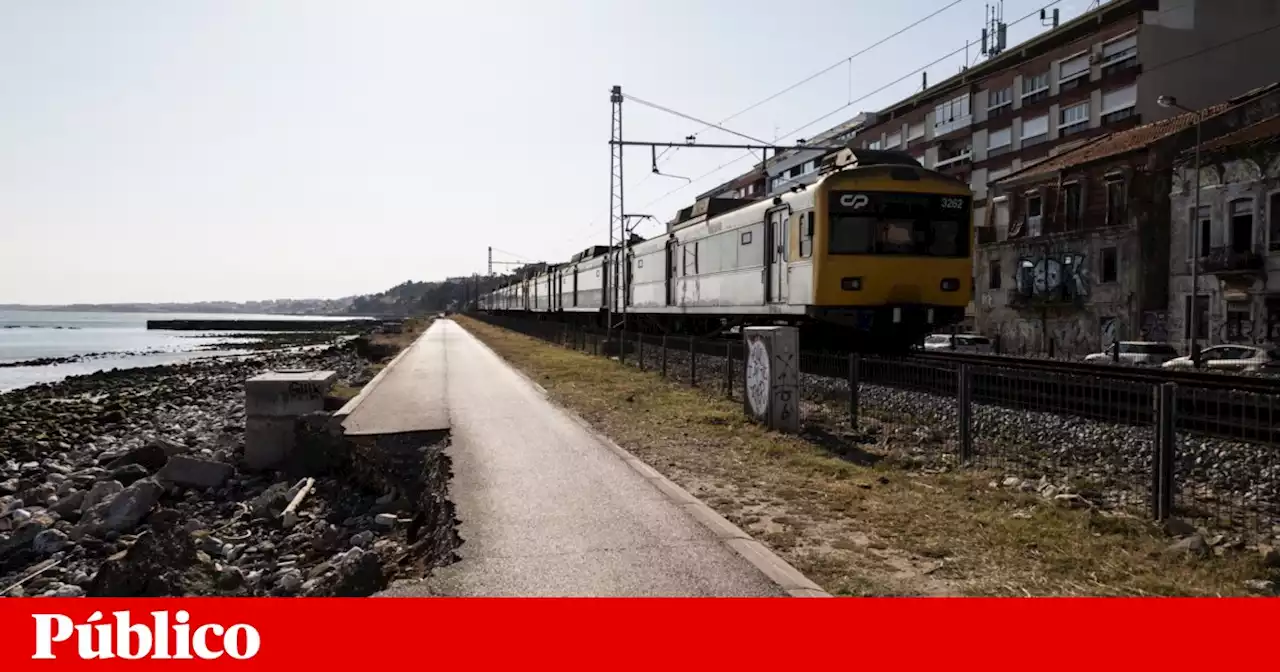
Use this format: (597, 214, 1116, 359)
(828, 191, 970, 257)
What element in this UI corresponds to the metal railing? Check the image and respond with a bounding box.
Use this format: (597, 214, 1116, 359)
(472, 314, 1280, 542)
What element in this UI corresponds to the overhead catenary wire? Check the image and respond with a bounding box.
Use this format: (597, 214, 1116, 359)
(641, 0, 972, 179)
(632, 0, 1069, 216)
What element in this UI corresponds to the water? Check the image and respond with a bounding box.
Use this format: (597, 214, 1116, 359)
(0, 310, 362, 392)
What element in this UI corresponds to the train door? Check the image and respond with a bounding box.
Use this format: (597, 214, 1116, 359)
(765, 207, 789, 303)
(665, 238, 677, 306)
(625, 254, 633, 308)
(573, 268, 579, 307)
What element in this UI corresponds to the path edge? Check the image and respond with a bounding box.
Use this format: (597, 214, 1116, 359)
(455, 318, 832, 598)
(335, 323, 431, 426)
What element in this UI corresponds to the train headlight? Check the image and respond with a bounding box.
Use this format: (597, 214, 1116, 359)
(940, 278, 961, 292)
(841, 277, 863, 291)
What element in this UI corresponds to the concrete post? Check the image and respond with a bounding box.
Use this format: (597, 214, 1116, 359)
(742, 326, 800, 433)
(244, 370, 337, 470)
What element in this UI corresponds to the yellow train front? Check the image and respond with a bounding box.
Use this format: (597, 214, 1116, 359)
(806, 151, 974, 350)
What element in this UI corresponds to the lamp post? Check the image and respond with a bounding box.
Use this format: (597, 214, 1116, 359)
(1158, 95, 1203, 368)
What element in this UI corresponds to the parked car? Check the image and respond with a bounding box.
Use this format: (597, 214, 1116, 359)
(1162, 344, 1280, 373)
(921, 333, 993, 354)
(1083, 341, 1180, 366)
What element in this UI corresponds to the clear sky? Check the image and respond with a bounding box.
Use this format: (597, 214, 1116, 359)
(0, 0, 1086, 304)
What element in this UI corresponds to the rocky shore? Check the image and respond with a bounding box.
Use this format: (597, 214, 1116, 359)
(1, 328, 458, 598)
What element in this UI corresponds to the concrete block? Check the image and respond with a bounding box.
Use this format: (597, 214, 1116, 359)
(742, 326, 800, 433)
(245, 370, 337, 418)
(244, 416, 297, 471)
(157, 455, 234, 489)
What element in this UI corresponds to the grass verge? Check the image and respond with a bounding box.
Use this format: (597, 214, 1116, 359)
(455, 316, 1274, 596)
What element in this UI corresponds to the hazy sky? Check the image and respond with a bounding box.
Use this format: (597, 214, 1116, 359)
(0, 0, 1085, 304)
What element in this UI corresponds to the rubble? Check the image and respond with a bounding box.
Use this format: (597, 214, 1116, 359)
(0, 341, 461, 598)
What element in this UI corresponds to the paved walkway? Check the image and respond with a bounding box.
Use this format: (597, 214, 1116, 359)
(368, 319, 788, 597)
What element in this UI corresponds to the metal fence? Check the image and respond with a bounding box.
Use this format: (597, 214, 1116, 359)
(472, 314, 1280, 542)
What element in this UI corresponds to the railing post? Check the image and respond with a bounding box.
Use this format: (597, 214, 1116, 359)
(957, 364, 973, 463)
(1152, 382, 1177, 521)
(724, 341, 733, 399)
(661, 335, 668, 378)
(848, 353, 860, 430)
(689, 338, 697, 387)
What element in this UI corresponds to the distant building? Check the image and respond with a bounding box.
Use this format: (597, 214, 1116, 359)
(976, 82, 1280, 357)
(1167, 96, 1280, 351)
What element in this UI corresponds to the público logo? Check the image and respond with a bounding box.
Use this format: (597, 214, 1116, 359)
(32, 610, 261, 660)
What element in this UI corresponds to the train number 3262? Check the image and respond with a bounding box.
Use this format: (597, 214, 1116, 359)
(940, 197, 966, 209)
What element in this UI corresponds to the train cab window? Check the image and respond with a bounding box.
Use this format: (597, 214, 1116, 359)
(829, 216, 968, 257)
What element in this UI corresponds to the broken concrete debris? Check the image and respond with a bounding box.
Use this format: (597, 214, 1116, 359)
(0, 338, 459, 598)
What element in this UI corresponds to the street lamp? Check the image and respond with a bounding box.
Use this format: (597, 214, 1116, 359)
(1158, 94, 1204, 367)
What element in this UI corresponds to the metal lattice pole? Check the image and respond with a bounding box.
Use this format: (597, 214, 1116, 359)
(609, 85, 624, 337)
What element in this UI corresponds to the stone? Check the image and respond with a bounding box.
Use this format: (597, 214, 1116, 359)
(1053, 493, 1088, 509)
(82, 480, 124, 513)
(77, 478, 163, 538)
(10, 509, 32, 524)
(1260, 544, 1280, 569)
(217, 566, 244, 591)
(350, 531, 374, 548)
(373, 513, 398, 528)
(1244, 579, 1275, 595)
(103, 443, 169, 473)
(0, 479, 18, 496)
(1163, 518, 1197, 537)
(276, 569, 303, 593)
(156, 456, 234, 489)
(32, 529, 70, 554)
(108, 463, 151, 486)
(150, 437, 190, 457)
(1165, 534, 1209, 558)
(52, 584, 84, 598)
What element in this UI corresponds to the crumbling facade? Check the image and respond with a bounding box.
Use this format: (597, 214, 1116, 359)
(1167, 116, 1280, 351)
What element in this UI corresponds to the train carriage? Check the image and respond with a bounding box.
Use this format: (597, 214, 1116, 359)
(482, 149, 973, 351)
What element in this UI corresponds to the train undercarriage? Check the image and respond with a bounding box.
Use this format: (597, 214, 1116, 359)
(477, 304, 966, 354)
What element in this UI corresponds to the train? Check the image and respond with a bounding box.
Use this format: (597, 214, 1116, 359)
(478, 148, 974, 352)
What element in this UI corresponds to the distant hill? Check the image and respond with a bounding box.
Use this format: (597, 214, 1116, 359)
(0, 269, 532, 318)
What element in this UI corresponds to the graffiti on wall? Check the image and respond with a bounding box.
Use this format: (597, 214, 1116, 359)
(1218, 314, 1280, 345)
(1014, 253, 1090, 302)
(1100, 316, 1119, 347)
(1141, 311, 1169, 343)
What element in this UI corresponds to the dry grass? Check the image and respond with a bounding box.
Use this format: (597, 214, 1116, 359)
(456, 316, 1275, 596)
(368, 316, 431, 352)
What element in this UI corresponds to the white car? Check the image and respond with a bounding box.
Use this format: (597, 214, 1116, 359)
(922, 333, 993, 354)
(1083, 341, 1179, 366)
(1162, 344, 1280, 373)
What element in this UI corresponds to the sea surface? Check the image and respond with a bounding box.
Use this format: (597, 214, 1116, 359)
(0, 310, 361, 393)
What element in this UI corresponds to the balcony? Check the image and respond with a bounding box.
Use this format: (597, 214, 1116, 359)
(1200, 246, 1264, 275)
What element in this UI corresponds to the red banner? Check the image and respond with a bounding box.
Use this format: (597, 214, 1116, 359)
(1, 598, 1275, 668)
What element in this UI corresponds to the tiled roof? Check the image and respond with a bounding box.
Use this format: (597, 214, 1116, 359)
(998, 103, 1231, 185)
(1197, 114, 1280, 153)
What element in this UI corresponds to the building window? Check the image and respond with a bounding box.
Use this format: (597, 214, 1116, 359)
(988, 86, 1012, 110)
(1105, 176, 1126, 226)
(1022, 72, 1049, 103)
(1225, 304, 1252, 341)
(1101, 85, 1137, 125)
(885, 132, 902, 149)
(1026, 192, 1043, 237)
(1058, 53, 1090, 88)
(988, 126, 1012, 157)
(989, 260, 1002, 289)
(1190, 206, 1211, 259)
(1101, 34, 1138, 75)
(1101, 247, 1117, 283)
(1231, 198, 1255, 253)
(934, 94, 972, 135)
(907, 123, 926, 142)
(1269, 192, 1280, 251)
(1184, 295, 1209, 340)
(1059, 101, 1090, 134)
(1021, 114, 1049, 146)
(1064, 182, 1083, 228)
(993, 197, 1011, 241)
(868, 139, 882, 150)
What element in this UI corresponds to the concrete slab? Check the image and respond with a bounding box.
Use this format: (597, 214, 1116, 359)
(377, 320, 789, 597)
(245, 370, 336, 417)
(341, 325, 449, 436)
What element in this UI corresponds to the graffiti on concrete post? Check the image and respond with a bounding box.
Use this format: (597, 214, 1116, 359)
(1014, 253, 1091, 302)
